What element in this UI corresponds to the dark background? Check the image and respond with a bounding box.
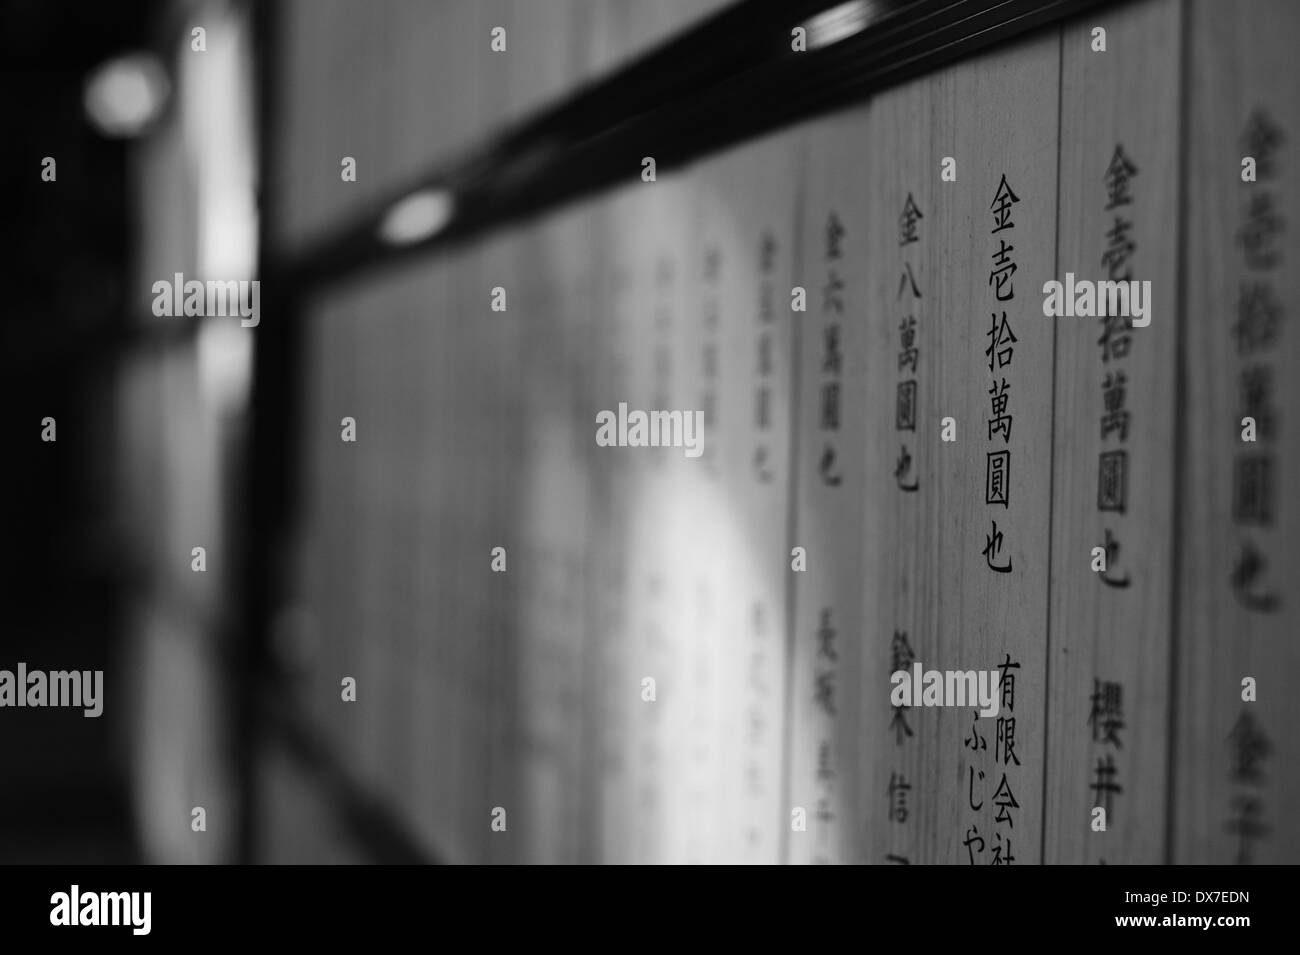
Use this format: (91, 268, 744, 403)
(1, 0, 160, 863)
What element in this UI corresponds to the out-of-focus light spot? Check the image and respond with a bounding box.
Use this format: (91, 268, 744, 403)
(181, 10, 258, 278)
(84, 53, 169, 138)
(378, 189, 455, 246)
(801, 1, 881, 50)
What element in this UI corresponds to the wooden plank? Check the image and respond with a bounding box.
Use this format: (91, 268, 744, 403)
(790, 109, 870, 865)
(584, 187, 639, 864)
(859, 33, 1061, 865)
(622, 173, 698, 863)
(1176, 0, 1300, 865)
(687, 129, 804, 863)
(1044, 0, 1182, 865)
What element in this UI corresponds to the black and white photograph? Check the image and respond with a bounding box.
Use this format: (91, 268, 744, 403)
(0, 0, 1294, 933)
